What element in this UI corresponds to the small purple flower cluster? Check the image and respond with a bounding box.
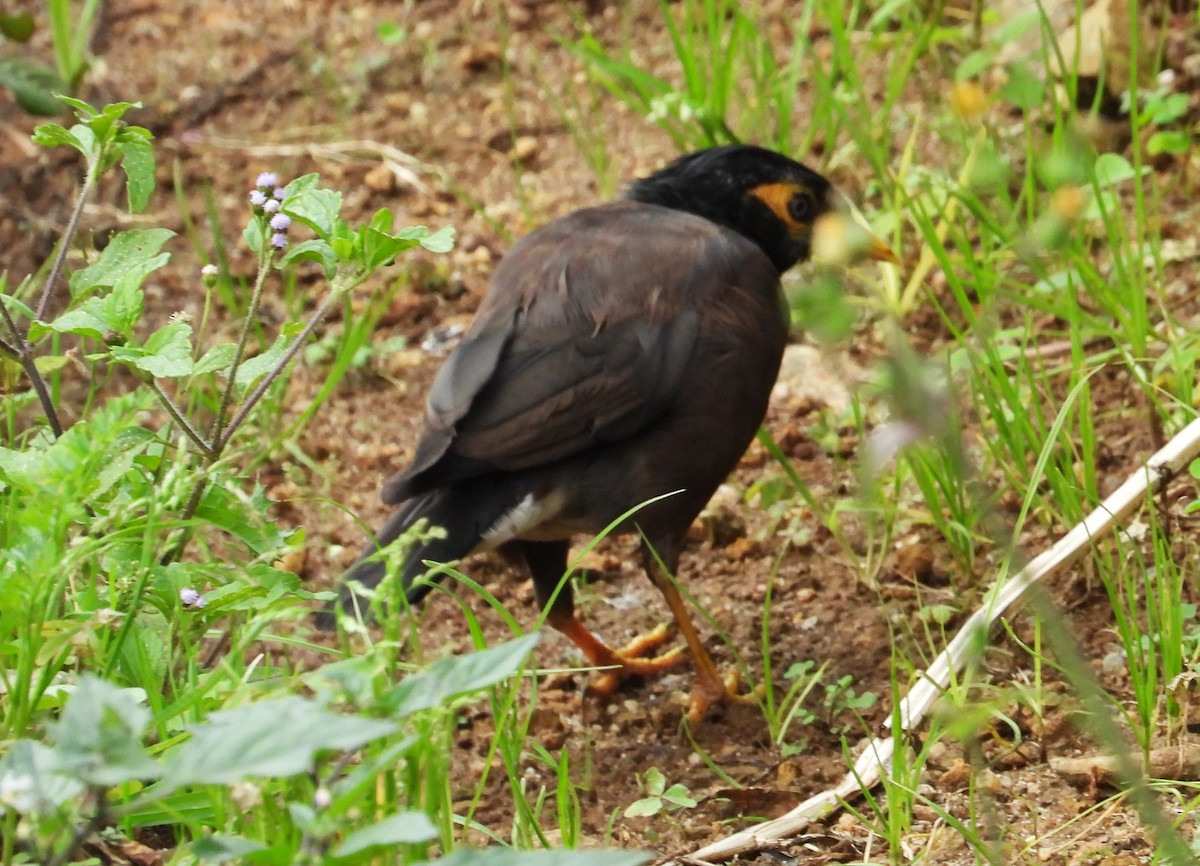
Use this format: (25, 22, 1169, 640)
(249, 171, 291, 249)
(180, 587, 207, 610)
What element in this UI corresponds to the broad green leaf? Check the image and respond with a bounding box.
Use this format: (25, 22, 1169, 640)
(278, 238, 337, 277)
(68, 228, 174, 297)
(623, 798, 662, 818)
(0, 739, 84, 815)
(385, 633, 540, 718)
(32, 301, 109, 339)
(117, 134, 156, 212)
(190, 835, 266, 863)
(110, 321, 194, 378)
(233, 322, 303, 390)
(333, 811, 438, 857)
(193, 342, 237, 375)
(283, 185, 342, 240)
(1092, 153, 1142, 189)
(194, 481, 289, 555)
(0, 58, 64, 116)
(418, 224, 456, 253)
(50, 676, 160, 786)
(160, 696, 397, 788)
(426, 850, 651, 866)
(358, 227, 421, 271)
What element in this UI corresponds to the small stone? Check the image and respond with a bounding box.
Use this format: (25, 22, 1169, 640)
(512, 135, 539, 162)
(365, 163, 396, 193)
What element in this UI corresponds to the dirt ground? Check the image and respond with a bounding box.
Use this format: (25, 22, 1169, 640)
(3, 1, 1199, 863)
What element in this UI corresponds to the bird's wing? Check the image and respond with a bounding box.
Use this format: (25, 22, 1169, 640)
(383, 201, 773, 503)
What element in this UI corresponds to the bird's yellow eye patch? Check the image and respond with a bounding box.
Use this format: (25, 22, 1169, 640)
(749, 182, 814, 234)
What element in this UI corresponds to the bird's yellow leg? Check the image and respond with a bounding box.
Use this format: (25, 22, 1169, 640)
(547, 610, 688, 694)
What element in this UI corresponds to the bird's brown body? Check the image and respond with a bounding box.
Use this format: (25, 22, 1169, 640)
(325, 146, 893, 721)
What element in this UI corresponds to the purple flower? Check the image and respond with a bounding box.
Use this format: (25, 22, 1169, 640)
(271, 232, 288, 249)
(180, 587, 207, 609)
(263, 198, 280, 214)
(269, 213, 291, 232)
(273, 187, 287, 201)
(249, 189, 267, 207)
(255, 171, 278, 189)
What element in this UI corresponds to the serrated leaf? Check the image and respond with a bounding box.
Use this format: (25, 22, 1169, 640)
(283, 186, 342, 239)
(232, 322, 303, 390)
(385, 633, 540, 718)
(117, 135, 155, 212)
(277, 238, 337, 277)
(160, 697, 397, 789)
(68, 228, 174, 297)
(32, 302, 109, 339)
(194, 342, 237, 375)
(418, 225, 456, 253)
(111, 321, 194, 378)
(190, 835, 266, 863)
(426, 850, 652, 866)
(31, 121, 81, 151)
(333, 811, 438, 857)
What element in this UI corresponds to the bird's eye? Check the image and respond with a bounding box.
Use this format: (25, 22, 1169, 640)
(787, 189, 817, 223)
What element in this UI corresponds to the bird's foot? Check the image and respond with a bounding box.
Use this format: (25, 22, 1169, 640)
(685, 665, 764, 725)
(589, 623, 688, 695)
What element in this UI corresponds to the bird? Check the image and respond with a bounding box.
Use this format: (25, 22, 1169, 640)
(321, 144, 896, 723)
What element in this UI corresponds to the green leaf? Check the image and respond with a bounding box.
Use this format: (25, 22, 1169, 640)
(643, 767, 665, 796)
(333, 811, 438, 857)
(997, 62, 1044, 112)
(233, 323, 303, 390)
(110, 321, 194, 378)
(194, 342, 237, 375)
(117, 134, 156, 212)
(68, 228, 174, 297)
(0, 739, 84, 815)
(50, 676, 161, 786)
(277, 238, 337, 277)
(31, 301, 110, 339)
(194, 481, 288, 555)
(384, 633, 540, 718)
(426, 851, 651, 866)
(190, 835, 267, 863)
(283, 185, 343, 240)
(1092, 153, 1141, 188)
(160, 697, 397, 789)
(1147, 131, 1190, 156)
(0, 12, 36, 41)
(623, 797, 663, 818)
(0, 58, 65, 116)
(418, 224, 456, 253)
(954, 49, 993, 83)
(660, 784, 697, 808)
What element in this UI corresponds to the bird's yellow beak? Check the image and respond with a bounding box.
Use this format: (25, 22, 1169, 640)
(811, 211, 898, 266)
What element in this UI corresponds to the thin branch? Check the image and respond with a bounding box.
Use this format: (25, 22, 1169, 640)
(678, 414, 1200, 864)
(35, 157, 99, 323)
(217, 282, 346, 452)
(0, 295, 63, 436)
(148, 379, 212, 457)
(208, 239, 272, 449)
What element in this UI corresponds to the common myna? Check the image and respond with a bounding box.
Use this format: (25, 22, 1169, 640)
(324, 145, 895, 722)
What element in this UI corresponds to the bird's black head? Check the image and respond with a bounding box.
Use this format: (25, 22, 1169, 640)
(626, 145, 836, 273)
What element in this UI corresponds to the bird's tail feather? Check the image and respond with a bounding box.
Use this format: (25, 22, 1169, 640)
(315, 485, 514, 630)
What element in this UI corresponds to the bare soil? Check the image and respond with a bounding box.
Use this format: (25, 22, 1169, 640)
(3, 1, 1199, 864)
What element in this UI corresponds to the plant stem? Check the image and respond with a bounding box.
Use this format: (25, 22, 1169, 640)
(217, 277, 351, 452)
(0, 296, 64, 437)
(149, 379, 213, 457)
(208, 237, 272, 450)
(35, 156, 99, 323)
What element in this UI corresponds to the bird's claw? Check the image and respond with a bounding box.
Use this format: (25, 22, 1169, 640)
(588, 623, 688, 695)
